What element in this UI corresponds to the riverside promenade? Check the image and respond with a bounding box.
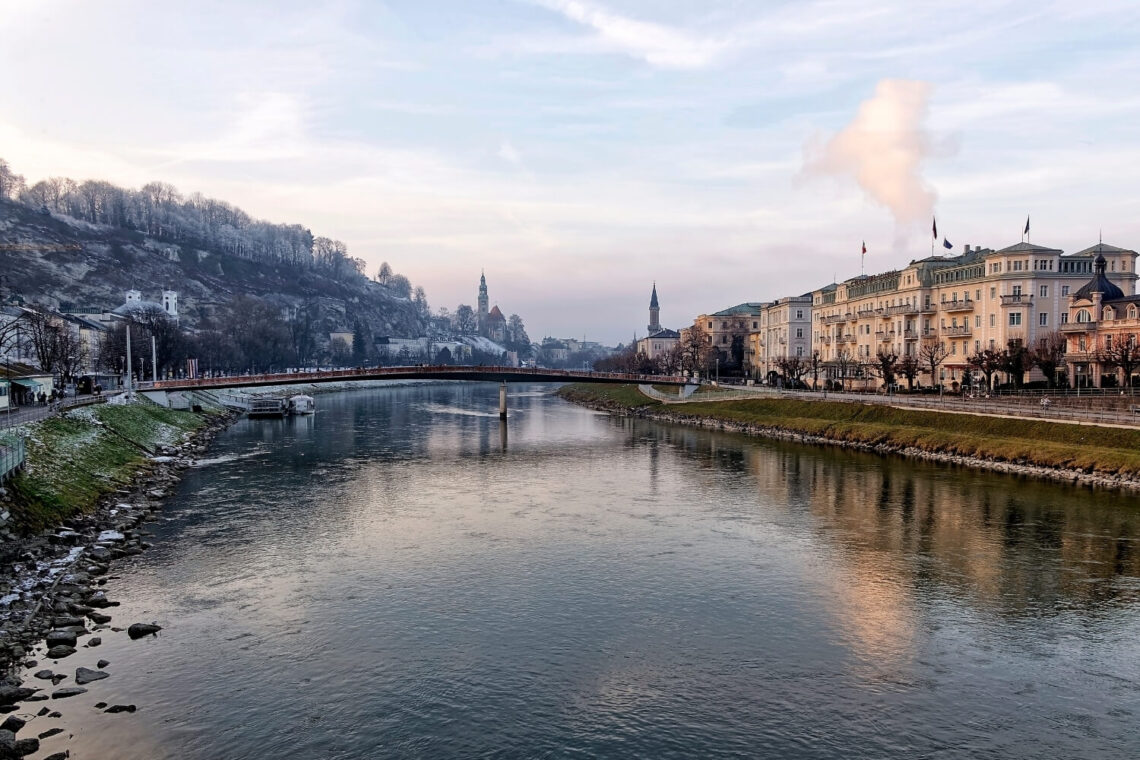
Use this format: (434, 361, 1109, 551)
(643, 383, 1140, 428)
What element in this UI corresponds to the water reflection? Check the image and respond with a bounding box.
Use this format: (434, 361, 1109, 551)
(28, 383, 1140, 760)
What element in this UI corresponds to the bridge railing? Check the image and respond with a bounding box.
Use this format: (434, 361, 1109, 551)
(150, 365, 691, 391)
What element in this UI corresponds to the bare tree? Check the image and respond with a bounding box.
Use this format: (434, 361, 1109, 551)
(681, 325, 714, 378)
(865, 349, 898, 391)
(967, 348, 1003, 392)
(1000, 340, 1032, 389)
(24, 309, 61, 373)
(1096, 335, 1140, 392)
(454, 304, 477, 334)
(918, 338, 950, 388)
(775, 354, 808, 387)
(1032, 330, 1067, 388)
(833, 348, 856, 390)
(896, 353, 920, 391)
(808, 350, 824, 390)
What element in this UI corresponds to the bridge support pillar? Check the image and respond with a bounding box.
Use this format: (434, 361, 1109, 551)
(499, 381, 507, 419)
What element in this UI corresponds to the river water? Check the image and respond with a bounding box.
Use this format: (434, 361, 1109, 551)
(27, 383, 1140, 759)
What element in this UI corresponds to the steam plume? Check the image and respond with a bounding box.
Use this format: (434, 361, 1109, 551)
(806, 79, 942, 234)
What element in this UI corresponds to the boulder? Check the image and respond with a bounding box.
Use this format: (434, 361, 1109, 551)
(104, 704, 136, 713)
(50, 688, 86, 699)
(127, 623, 162, 640)
(74, 668, 109, 686)
(44, 646, 75, 660)
(0, 688, 34, 706)
(44, 631, 76, 649)
(87, 612, 112, 625)
(0, 716, 23, 733)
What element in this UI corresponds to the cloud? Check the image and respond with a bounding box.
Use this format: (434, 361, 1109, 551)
(529, 0, 729, 69)
(804, 79, 947, 236)
(497, 140, 523, 167)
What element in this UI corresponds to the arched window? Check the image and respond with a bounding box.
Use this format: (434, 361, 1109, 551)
(1129, 306, 1138, 320)
(1104, 307, 1115, 321)
(1076, 309, 1092, 323)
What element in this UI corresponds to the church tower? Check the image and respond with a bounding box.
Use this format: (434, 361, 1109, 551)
(477, 271, 489, 329)
(648, 282, 660, 335)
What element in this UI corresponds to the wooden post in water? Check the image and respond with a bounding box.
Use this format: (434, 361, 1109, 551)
(499, 381, 507, 419)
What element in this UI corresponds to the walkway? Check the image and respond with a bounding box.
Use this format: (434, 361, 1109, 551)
(647, 384, 1140, 428)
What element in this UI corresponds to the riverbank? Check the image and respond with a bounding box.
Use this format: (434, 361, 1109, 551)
(0, 400, 237, 679)
(558, 384, 1140, 490)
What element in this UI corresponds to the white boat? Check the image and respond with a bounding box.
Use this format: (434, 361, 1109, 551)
(248, 397, 287, 418)
(288, 394, 315, 415)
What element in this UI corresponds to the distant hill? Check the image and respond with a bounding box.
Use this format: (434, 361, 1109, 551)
(0, 171, 428, 342)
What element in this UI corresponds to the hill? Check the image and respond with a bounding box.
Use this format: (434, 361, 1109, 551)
(0, 193, 426, 342)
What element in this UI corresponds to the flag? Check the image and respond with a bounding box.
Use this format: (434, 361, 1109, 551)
(187, 357, 198, 379)
(1024, 215, 1030, 235)
(943, 237, 953, 250)
(861, 241, 867, 255)
(932, 217, 937, 239)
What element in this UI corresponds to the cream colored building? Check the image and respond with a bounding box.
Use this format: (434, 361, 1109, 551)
(747, 295, 813, 383)
(811, 242, 1137, 388)
(693, 303, 766, 373)
(1059, 244, 1140, 387)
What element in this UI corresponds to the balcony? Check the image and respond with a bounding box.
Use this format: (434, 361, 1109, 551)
(821, 336, 832, 345)
(903, 329, 919, 340)
(879, 331, 896, 342)
(885, 304, 918, 316)
(919, 303, 938, 314)
(856, 308, 876, 318)
(1000, 294, 1033, 307)
(840, 334, 856, 343)
(940, 299, 974, 312)
(822, 314, 845, 324)
(846, 312, 858, 321)
(943, 325, 972, 336)
(874, 331, 885, 340)
(1060, 321, 1093, 333)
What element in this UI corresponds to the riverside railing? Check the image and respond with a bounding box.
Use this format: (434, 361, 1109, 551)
(0, 394, 109, 431)
(0, 434, 26, 484)
(672, 384, 1140, 427)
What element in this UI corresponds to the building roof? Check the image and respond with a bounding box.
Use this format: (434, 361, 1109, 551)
(487, 305, 505, 320)
(711, 302, 767, 316)
(1071, 242, 1137, 257)
(1073, 255, 1125, 302)
(996, 242, 1062, 254)
(646, 328, 679, 339)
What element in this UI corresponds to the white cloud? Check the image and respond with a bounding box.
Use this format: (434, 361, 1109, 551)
(528, 0, 732, 69)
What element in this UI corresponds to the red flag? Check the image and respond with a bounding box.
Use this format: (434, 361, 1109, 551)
(862, 241, 867, 255)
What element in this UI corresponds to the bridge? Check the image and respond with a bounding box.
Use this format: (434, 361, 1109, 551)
(147, 365, 695, 418)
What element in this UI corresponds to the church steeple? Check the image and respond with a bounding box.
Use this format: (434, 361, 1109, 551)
(648, 281, 661, 334)
(478, 270, 489, 326)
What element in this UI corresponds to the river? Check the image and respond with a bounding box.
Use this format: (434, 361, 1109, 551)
(27, 383, 1140, 759)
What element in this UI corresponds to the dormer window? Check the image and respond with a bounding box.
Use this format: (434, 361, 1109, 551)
(1076, 309, 1092, 323)
(1104, 307, 1115, 321)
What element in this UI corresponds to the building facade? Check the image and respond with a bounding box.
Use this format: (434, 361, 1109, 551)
(693, 303, 767, 373)
(748, 295, 813, 383)
(1060, 245, 1140, 387)
(811, 242, 1137, 388)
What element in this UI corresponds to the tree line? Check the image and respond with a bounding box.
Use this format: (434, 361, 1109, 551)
(1, 157, 369, 281)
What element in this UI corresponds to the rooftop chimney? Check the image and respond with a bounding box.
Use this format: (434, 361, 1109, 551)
(963, 244, 971, 253)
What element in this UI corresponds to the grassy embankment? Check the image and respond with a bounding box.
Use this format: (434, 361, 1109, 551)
(559, 384, 1140, 477)
(4, 402, 211, 530)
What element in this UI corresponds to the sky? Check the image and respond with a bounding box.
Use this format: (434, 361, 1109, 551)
(2, 0, 1139, 344)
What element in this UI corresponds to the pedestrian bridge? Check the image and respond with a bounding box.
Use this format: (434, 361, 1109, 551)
(148, 365, 692, 392)
(146, 366, 693, 419)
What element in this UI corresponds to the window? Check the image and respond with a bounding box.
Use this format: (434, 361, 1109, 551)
(1076, 309, 1091, 323)
(796, 328, 803, 338)
(1012, 285, 1022, 296)
(990, 287, 996, 299)
(1130, 306, 1138, 319)
(951, 342, 957, 355)
(721, 321, 728, 329)
(1039, 285, 1048, 297)
(1009, 312, 1022, 326)
(796, 309, 803, 319)
(1104, 307, 1115, 321)
(707, 321, 712, 329)
(975, 289, 981, 300)
(1039, 313, 1048, 326)
(796, 346, 804, 357)
(1060, 313, 1069, 325)
(1013, 261, 1023, 271)
(990, 314, 996, 327)
(1061, 286, 1070, 296)
(975, 315, 981, 327)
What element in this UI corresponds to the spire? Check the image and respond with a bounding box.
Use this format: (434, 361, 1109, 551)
(649, 281, 659, 308)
